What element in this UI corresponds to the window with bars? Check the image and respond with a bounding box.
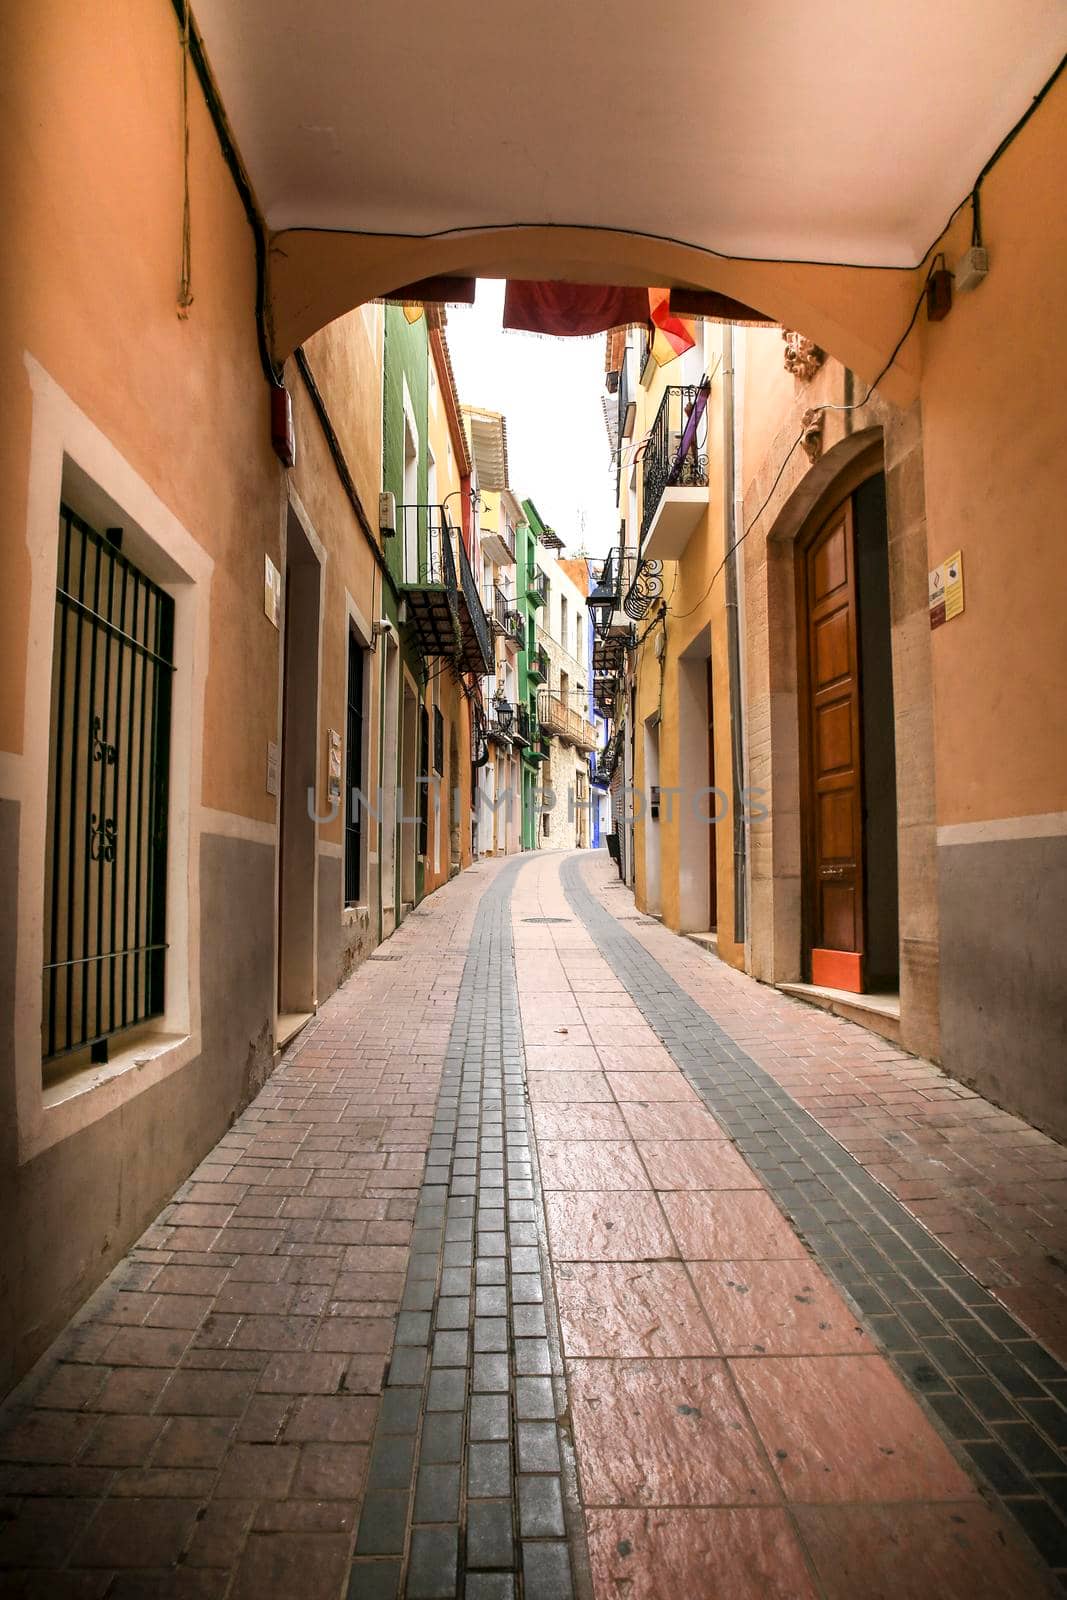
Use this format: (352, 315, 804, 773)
(433, 706, 444, 777)
(344, 632, 366, 906)
(43, 505, 174, 1070)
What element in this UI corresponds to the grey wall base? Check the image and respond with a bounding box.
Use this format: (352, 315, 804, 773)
(0, 830, 275, 1397)
(939, 833, 1067, 1142)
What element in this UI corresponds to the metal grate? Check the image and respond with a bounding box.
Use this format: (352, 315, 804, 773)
(43, 505, 174, 1069)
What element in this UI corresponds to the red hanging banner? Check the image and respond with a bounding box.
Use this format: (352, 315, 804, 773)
(502, 281, 652, 338)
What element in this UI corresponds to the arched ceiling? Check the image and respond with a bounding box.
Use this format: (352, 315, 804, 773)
(194, 0, 1064, 270)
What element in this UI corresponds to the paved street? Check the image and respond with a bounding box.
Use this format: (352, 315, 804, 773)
(1, 850, 1064, 1598)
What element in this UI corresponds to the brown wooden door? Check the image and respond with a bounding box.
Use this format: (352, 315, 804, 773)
(800, 498, 864, 990)
(706, 658, 717, 930)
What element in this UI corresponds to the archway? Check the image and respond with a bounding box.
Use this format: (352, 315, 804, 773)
(268, 225, 924, 410)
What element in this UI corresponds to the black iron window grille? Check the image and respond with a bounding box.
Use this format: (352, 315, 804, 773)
(345, 632, 365, 906)
(43, 505, 174, 1069)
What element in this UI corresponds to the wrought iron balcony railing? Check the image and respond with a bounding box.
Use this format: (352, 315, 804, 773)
(396, 503, 492, 675)
(594, 726, 622, 785)
(640, 382, 711, 543)
(527, 568, 548, 607)
(508, 610, 526, 650)
(515, 703, 537, 747)
(528, 645, 549, 683)
(455, 529, 494, 676)
(537, 691, 599, 753)
(397, 504, 462, 660)
(489, 584, 511, 635)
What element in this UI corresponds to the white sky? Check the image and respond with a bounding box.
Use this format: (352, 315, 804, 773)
(444, 279, 618, 558)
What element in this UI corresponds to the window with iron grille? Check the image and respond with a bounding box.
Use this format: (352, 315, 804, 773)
(433, 705, 444, 777)
(345, 631, 365, 906)
(43, 505, 174, 1071)
(419, 705, 430, 857)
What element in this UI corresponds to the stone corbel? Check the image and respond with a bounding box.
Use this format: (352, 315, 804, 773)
(800, 407, 824, 463)
(783, 330, 825, 382)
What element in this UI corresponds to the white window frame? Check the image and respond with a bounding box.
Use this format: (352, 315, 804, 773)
(11, 357, 214, 1162)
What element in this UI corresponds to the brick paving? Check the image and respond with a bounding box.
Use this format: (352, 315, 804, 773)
(583, 857, 1067, 1366)
(552, 850, 1066, 1590)
(348, 856, 585, 1599)
(1, 847, 1065, 1598)
(0, 859, 496, 1598)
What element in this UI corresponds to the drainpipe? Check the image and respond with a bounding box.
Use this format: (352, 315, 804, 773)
(722, 326, 748, 945)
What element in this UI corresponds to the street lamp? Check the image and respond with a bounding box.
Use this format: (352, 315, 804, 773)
(586, 580, 616, 640)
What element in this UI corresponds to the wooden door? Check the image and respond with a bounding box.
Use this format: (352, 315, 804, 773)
(706, 658, 717, 931)
(800, 499, 864, 991)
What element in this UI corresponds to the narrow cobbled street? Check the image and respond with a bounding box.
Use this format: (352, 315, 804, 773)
(1, 851, 1064, 1598)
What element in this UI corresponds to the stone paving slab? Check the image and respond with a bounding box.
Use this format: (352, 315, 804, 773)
(2, 844, 1065, 1599)
(606, 868, 1067, 1364)
(555, 850, 1067, 1590)
(0, 862, 499, 1599)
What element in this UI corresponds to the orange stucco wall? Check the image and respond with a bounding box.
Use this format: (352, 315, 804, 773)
(2, 0, 282, 827)
(917, 75, 1067, 825)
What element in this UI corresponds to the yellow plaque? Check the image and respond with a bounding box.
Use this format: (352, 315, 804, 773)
(944, 550, 964, 621)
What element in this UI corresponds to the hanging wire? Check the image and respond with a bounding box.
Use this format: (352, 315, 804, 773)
(666, 258, 939, 622)
(177, 0, 194, 318)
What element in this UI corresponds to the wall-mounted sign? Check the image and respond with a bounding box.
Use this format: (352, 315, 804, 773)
(929, 549, 964, 629)
(264, 554, 281, 628)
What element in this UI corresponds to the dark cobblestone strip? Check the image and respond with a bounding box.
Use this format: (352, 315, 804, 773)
(350, 859, 588, 1600)
(561, 855, 1067, 1584)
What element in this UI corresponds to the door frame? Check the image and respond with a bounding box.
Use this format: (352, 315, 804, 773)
(796, 469, 888, 994)
(277, 502, 324, 1019)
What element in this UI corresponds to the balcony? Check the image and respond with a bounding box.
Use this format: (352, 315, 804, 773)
(488, 584, 511, 636)
(527, 568, 548, 608)
(594, 675, 618, 717)
(488, 587, 524, 653)
(514, 703, 537, 748)
(594, 727, 622, 786)
(454, 528, 495, 676)
(397, 504, 463, 661)
(480, 518, 516, 566)
(640, 382, 711, 561)
(397, 506, 493, 676)
(537, 690, 599, 753)
(587, 544, 637, 641)
(528, 645, 548, 684)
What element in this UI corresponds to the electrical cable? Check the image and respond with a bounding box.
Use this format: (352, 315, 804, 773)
(666, 254, 940, 622)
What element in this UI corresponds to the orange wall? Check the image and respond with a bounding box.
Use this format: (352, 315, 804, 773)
(2, 0, 283, 826)
(918, 75, 1067, 824)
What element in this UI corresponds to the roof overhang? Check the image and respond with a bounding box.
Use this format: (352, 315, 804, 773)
(193, 1, 1066, 270)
